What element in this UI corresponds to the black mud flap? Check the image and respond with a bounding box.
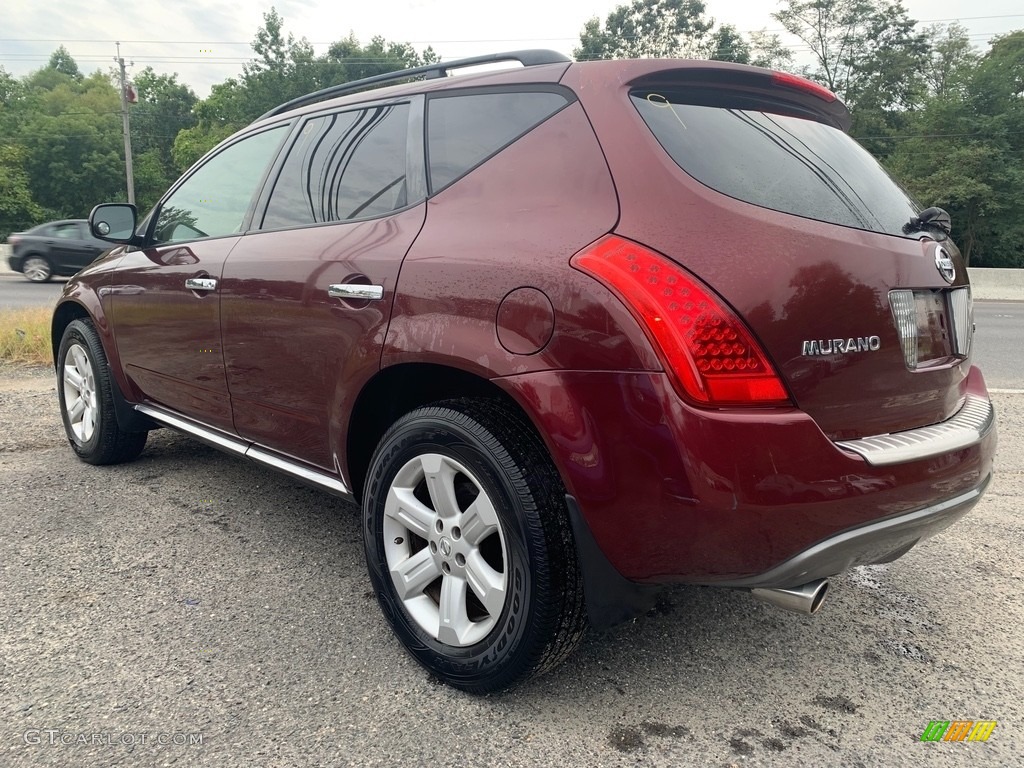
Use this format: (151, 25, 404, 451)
(107, 363, 158, 433)
(565, 494, 659, 630)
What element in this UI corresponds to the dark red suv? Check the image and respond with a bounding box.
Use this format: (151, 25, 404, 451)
(53, 51, 996, 692)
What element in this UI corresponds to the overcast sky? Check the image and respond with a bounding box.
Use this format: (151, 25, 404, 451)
(2, 0, 1023, 96)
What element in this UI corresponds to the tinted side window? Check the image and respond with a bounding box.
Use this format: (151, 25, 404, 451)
(53, 223, 81, 239)
(153, 126, 287, 244)
(262, 103, 410, 229)
(631, 92, 919, 237)
(427, 91, 570, 192)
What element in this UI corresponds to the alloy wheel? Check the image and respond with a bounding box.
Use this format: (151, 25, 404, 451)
(383, 452, 508, 647)
(62, 343, 97, 443)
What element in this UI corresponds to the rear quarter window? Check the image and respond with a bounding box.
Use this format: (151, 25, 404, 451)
(427, 90, 571, 192)
(631, 91, 919, 237)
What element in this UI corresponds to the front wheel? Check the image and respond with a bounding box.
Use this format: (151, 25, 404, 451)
(57, 319, 148, 465)
(362, 399, 587, 693)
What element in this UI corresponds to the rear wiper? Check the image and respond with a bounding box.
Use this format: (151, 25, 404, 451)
(903, 206, 951, 239)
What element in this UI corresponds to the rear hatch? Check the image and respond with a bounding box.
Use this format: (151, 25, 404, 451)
(571, 62, 974, 440)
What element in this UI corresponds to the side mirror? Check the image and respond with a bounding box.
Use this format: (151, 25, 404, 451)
(89, 203, 138, 243)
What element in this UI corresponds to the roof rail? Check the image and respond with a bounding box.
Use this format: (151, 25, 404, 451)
(256, 49, 572, 121)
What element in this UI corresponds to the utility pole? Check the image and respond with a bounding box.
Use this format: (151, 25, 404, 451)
(114, 42, 135, 205)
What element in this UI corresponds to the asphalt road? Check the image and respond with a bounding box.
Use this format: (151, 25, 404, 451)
(0, 272, 67, 309)
(0, 367, 1021, 767)
(973, 302, 1022, 391)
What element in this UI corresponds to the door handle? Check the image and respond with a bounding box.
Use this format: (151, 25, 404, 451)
(185, 277, 218, 292)
(328, 284, 384, 301)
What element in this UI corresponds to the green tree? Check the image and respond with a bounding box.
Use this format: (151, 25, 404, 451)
(126, 68, 199, 202)
(773, 0, 929, 155)
(189, 7, 439, 157)
(0, 66, 23, 105)
(747, 30, 795, 70)
(132, 148, 172, 212)
(574, 0, 715, 59)
(707, 24, 752, 63)
(772, 0, 928, 106)
(238, 7, 320, 119)
(960, 31, 1024, 266)
(922, 23, 979, 98)
(17, 59, 125, 216)
(0, 67, 30, 147)
(170, 123, 236, 173)
(131, 68, 198, 166)
(47, 46, 82, 80)
(323, 34, 438, 84)
(574, 2, 792, 68)
(969, 30, 1024, 117)
(705, 26, 794, 68)
(886, 31, 1024, 267)
(0, 145, 45, 238)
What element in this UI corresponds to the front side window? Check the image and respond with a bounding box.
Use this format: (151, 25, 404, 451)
(262, 103, 410, 229)
(152, 126, 287, 245)
(631, 90, 920, 237)
(53, 223, 81, 239)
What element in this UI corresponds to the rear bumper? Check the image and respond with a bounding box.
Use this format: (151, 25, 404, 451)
(712, 475, 989, 588)
(498, 364, 996, 584)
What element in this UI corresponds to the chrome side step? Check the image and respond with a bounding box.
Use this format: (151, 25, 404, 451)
(135, 404, 351, 498)
(136, 404, 248, 455)
(246, 445, 350, 496)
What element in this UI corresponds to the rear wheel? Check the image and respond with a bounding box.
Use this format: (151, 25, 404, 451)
(57, 319, 147, 465)
(23, 255, 52, 282)
(362, 399, 587, 692)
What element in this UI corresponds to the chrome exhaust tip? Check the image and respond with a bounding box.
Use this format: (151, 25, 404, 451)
(750, 578, 830, 615)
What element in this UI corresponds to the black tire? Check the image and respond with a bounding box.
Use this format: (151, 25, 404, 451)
(363, 398, 587, 693)
(22, 254, 53, 283)
(57, 319, 148, 465)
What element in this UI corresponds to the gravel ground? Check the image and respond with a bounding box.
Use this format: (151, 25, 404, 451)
(1, 364, 1020, 767)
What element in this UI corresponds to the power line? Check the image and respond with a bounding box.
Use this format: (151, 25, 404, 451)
(0, 33, 1013, 69)
(0, 14, 1022, 46)
(0, 28, 1005, 68)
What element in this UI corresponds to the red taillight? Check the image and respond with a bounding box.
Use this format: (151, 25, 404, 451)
(771, 71, 837, 103)
(571, 236, 790, 406)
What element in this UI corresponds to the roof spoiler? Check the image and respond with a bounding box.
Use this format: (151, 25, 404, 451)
(630, 65, 852, 132)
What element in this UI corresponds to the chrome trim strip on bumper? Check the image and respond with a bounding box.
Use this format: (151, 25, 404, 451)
(836, 393, 993, 466)
(715, 476, 990, 589)
(135, 404, 351, 498)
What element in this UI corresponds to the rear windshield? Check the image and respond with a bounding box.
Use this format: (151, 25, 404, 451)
(631, 90, 919, 237)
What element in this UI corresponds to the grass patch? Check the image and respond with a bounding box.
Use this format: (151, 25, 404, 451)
(0, 306, 52, 366)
